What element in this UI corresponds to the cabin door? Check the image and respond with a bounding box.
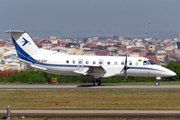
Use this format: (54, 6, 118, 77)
(78, 59, 83, 71)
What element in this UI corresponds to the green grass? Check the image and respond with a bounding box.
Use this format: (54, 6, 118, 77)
(0, 90, 180, 110)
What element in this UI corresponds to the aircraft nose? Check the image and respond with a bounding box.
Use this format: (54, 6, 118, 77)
(166, 69, 176, 77)
(160, 66, 176, 77)
(169, 71, 176, 76)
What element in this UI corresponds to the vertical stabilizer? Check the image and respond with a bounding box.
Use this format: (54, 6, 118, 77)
(5, 30, 39, 63)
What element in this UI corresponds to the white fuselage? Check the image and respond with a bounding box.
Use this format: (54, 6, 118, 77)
(20, 49, 176, 79)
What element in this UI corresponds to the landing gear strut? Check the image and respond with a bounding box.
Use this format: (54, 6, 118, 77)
(93, 79, 101, 86)
(155, 77, 161, 86)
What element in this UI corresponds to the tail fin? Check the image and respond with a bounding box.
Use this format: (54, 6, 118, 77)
(5, 30, 39, 63)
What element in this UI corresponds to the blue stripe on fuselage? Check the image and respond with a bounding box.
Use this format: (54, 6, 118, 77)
(128, 67, 166, 73)
(36, 62, 166, 73)
(37, 62, 89, 68)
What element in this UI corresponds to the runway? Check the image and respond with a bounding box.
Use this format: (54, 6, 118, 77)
(1, 85, 180, 118)
(0, 84, 180, 90)
(1, 110, 180, 118)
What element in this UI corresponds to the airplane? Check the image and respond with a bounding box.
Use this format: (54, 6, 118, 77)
(5, 30, 176, 86)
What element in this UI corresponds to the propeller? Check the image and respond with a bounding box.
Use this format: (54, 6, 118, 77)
(124, 53, 129, 80)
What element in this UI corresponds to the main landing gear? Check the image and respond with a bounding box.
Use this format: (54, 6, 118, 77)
(93, 79, 101, 86)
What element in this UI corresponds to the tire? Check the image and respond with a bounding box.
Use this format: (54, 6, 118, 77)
(155, 82, 159, 86)
(97, 80, 101, 85)
(93, 81, 98, 86)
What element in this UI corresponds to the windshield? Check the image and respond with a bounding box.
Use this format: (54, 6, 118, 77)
(148, 60, 155, 65)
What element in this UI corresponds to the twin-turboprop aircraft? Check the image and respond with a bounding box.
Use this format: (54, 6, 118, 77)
(5, 30, 176, 86)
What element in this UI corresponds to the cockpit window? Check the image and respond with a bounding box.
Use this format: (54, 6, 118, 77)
(143, 61, 150, 65)
(148, 60, 155, 65)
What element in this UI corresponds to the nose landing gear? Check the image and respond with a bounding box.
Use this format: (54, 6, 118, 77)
(155, 81, 159, 86)
(155, 77, 161, 86)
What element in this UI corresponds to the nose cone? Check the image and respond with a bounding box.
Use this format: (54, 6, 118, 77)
(169, 70, 176, 77)
(159, 66, 176, 77)
(164, 68, 176, 77)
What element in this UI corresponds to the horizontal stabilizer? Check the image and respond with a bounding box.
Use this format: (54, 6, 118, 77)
(31, 64, 47, 71)
(5, 30, 25, 33)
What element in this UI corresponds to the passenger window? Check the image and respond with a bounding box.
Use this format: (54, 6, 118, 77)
(129, 62, 132, 65)
(72, 60, 75, 64)
(135, 62, 138, 65)
(107, 61, 110, 65)
(93, 61, 96, 64)
(114, 62, 117, 65)
(66, 60, 69, 63)
(86, 61, 89, 64)
(99, 61, 103, 65)
(121, 62, 124, 65)
(79, 61, 82, 64)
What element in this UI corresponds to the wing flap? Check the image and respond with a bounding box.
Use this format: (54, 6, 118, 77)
(73, 69, 88, 75)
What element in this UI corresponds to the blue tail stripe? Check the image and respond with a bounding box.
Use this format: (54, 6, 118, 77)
(11, 36, 37, 63)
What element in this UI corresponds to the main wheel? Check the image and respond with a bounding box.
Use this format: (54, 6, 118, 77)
(97, 80, 101, 85)
(93, 81, 98, 86)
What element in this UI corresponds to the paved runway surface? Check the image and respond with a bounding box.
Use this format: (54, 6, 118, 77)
(1, 110, 180, 118)
(0, 85, 180, 90)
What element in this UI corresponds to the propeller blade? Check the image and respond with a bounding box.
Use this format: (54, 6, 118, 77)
(124, 68, 127, 80)
(125, 53, 127, 67)
(124, 53, 128, 80)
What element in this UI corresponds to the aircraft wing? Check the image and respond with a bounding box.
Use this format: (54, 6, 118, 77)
(73, 65, 124, 77)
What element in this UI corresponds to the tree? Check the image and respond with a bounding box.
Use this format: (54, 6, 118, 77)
(146, 50, 155, 56)
(164, 60, 180, 81)
(83, 38, 88, 44)
(164, 55, 169, 65)
(66, 43, 80, 48)
(177, 42, 180, 49)
(97, 45, 107, 50)
(112, 35, 119, 40)
(114, 49, 118, 56)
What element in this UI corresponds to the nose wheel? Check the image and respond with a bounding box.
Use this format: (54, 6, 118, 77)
(155, 77, 160, 86)
(155, 81, 159, 86)
(93, 79, 101, 86)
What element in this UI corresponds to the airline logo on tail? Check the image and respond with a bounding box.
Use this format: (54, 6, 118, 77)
(22, 38, 29, 46)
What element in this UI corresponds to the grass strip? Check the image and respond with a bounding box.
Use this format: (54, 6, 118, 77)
(0, 90, 180, 110)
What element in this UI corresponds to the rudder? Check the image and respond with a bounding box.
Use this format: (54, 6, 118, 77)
(5, 30, 39, 63)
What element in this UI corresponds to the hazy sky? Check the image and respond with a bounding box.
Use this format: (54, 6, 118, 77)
(1, 0, 180, 38)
